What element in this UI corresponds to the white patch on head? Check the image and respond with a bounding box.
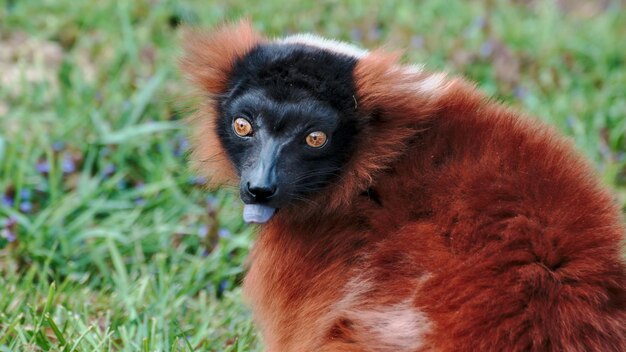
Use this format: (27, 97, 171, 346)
(277, 33, 368, 59)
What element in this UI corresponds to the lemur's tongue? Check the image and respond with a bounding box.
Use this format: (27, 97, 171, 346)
(243, 204, 276, 224)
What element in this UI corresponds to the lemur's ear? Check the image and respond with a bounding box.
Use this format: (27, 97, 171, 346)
(354, 50, 445, 118)
(321, 50, 446, 211)
(180, 19, 264, 94)
(181, 20, 263, 188)
(354, 50, 406, 114)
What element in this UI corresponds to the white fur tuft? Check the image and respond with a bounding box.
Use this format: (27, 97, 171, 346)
(277, 33, 368, 59)
(413, 72, 447, 94)
(352, 301, 431, 351)
(328, 276, 432, 351)
(403, 64, 425, 75)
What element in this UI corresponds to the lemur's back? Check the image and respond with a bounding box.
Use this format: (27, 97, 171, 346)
(244, 79, 626, 352)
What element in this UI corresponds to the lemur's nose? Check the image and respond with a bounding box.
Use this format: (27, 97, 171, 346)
(247, 182, 277, 201)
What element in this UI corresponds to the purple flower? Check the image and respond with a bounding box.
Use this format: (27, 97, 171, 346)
(206, 195, 217, 205)
(0, 217, 17, 242)
(174, 137, 189, 157)
(218, 228, 231, 239)
(198, 224, 209, 238)
(565, 115, 577, 129)
(479, 40, 495, 58)
(134, 197, 146, 206)
(513, 86, 528, 100)
(36, 160, 50, 174)
(1, 229, 16, 242)
(102, 163, 116, 177)
(19, 188, 31, 200)
(2, 194, 14, 207)
(52, 141, 65, 152)
(350, 28, 363, 42)
(217, 279, 228, 297)
(188, 176, 207, 186)
(20, 201, 32, 213)
(410, 36, 424, 49)
(473, 16, 486, 30)
(61, 154, 76, 174)
(368, 26, 381, 41)
(1, 217, 17, 242)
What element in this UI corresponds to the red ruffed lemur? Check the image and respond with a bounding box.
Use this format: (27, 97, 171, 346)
(180, 20, 626, 351)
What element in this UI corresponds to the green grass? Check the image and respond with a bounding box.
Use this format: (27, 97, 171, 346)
(0, 0, 624, 350)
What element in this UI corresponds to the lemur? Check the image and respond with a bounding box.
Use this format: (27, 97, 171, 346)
(181, 20, 626, 351)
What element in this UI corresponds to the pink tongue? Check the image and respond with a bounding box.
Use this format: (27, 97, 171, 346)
(243, 204, 276, 224)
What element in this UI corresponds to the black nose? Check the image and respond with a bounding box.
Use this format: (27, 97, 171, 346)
(247, 182, 277, 201)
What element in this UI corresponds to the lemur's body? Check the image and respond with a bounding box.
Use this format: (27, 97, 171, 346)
(182, 21, 626, 351)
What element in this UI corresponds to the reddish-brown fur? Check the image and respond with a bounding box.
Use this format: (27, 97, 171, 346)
(181, 21, 626, 351)
(180, 21, 264, 186)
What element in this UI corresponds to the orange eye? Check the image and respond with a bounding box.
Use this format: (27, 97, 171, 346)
(233, 117, 253, 136)
(306, 131, 327, 148)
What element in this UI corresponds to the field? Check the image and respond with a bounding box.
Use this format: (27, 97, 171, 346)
(1, 0, 624, 350)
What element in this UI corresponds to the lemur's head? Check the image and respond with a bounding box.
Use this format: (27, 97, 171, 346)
(181, 20, 443, 223)
(216, 38, 364, 221)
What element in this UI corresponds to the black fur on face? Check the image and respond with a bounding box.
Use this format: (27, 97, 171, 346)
(216, 43, 362, 209)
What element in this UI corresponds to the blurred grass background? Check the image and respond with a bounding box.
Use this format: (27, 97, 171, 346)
(0, 0, 624, 350)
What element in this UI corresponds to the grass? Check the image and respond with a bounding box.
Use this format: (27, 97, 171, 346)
(0, 0, 624, 350)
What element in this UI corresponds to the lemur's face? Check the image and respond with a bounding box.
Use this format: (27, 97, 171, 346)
(216, 43, 361, 211)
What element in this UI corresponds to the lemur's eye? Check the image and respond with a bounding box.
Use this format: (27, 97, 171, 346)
(306, 131, 327, 148)
(233, 117, 253, 137)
